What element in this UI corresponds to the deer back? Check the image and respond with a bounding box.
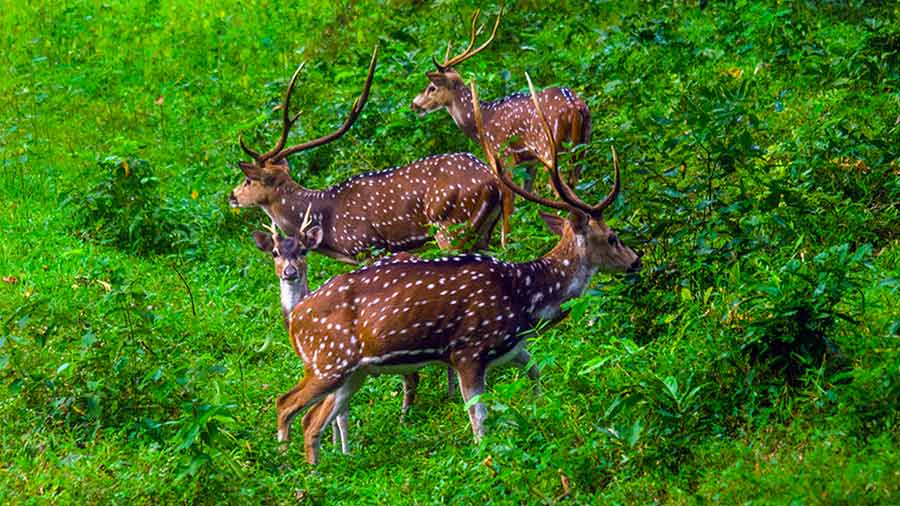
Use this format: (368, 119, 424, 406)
(481, 87, 591, 165)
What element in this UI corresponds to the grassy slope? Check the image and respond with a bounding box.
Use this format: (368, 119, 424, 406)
(1, 0, 899, 504)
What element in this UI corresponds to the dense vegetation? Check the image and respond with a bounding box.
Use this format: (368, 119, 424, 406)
(2, 1, 898, 504)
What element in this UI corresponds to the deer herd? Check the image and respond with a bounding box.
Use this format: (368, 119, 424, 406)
(229, 10, 643, 465)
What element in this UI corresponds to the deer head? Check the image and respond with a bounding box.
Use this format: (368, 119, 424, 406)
(252, 207, 323, 284)
(411, 10, 500, 116)
(229, 47, 378, 208)
(472, 75, 642, 274)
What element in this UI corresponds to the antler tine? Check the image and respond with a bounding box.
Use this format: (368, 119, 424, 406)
(438, 9, 502, 70)
(239, 136, 262, 160)
(470, 80, 572, 214)
(444, 40, 453, 64)
(263, 221, 280, 238)
(273, 45, 379, 162)
(299, 203, 313, 234)
(524, 74, 620, 218)
(593, 146, 621, 214)
(524, 73, 587, 212)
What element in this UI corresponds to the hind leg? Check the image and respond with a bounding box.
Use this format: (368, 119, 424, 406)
(511, 348, 541, 395)
(456, 365, 488, 441)
(302, 371, 366, 465)
(401, 372, 419, 421)
(276, 374, 344, 445)
(500, 184, 514, 247)
(446, 366, 457, 398)
(523, 164, 539, 193)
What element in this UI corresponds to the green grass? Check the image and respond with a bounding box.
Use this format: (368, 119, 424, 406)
(2, 1, 899, 504)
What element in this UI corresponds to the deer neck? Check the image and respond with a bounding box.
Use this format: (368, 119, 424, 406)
(447, 85, 480, 140)
(280, 276, 309, 329)
(262, 182, 329, 236)
(516, 230, 596, 324)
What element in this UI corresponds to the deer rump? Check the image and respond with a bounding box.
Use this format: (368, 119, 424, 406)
(321, 153, 502, 255)
(288, 254, 527, 382)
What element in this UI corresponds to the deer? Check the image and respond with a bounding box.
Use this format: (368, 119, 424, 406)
(410, 10, 592, 243)
(229, 45, 503, 264)
(251, 208, 422, 455)
(273, 75, 641, 465)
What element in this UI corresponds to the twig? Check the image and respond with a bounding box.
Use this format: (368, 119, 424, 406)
(171, 259, 197, 317)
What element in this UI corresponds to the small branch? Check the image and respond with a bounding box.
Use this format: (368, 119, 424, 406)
(171, 259, 197, 317)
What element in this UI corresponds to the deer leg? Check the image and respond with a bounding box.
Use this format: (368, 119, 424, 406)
(276, 374, 343, 444)
(471, 186, 502, 251)
(446, 366, 457, 398)
(500, 184, 514, 247)
(456, 365, 488, 442)
(511, 348, 541, 395)
(336, 409, 350, 455)
(400, 372, 419, 421)
(523, 164, 538, 193)
(301, 371, 366, 465)
(568, 109, 587, 187)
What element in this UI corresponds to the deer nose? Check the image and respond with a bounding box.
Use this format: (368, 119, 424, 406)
(228, 192, 238, 207)
(283, 265, 298, 280)
(628, 257, 643, 273)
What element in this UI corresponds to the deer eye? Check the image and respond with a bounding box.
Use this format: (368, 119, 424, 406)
(272, 250, 279, 258)
(244, 177, 251, 186)
(607, 235, 618, 246)
(427, 84, 436, 93)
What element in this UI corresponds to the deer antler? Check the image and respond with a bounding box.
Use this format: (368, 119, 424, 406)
(272, 46, 378, 162)
(238, 46, 378, 165)
(433, 9, 502, 72)
(263, 221, 281, 239)
(240, 62, 307, 164)
(298, 203, 314, 234)
(470, 80, 573, 214)
(523, 73, 621, 218)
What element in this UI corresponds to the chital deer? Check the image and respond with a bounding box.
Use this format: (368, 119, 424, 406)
(411, 10, 592, 241)
(274, 76, 641, 465)
(252, 211, 424, 454)
(230, 46, 503, 263)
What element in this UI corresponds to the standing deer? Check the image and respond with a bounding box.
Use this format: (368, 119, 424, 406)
(230, 46, 503, 264)
(252, 209, 422, 454)
(410, 10, 593, 242)
(275, 76, 641, 465)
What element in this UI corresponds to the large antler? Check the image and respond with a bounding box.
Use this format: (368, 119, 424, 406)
(433, 9, 501, 72)
(470, 80, 572, 214)
(523, 73, 621, 218)
(240, 45, 379, 164)
(471, 76, 622, 219)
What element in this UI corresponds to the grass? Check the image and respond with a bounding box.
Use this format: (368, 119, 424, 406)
(1, 0, 899, 504)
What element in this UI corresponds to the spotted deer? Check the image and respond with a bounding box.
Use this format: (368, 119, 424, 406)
(275, 76, 641, 465)
(230, 46, 503, 263)
(411, 10, 592, 241)
(252, 210, 422, 454)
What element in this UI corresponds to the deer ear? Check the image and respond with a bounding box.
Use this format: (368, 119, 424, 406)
(240, 162, 260, 179)
(539, 212, 567, 236)
(302, 225, 324, 250)
(426, 71, 450, 87)
(253, 231, 274, 253)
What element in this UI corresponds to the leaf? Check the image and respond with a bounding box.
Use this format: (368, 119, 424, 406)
(626, 420, 643, 448)
(463, 393, 483, 409)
